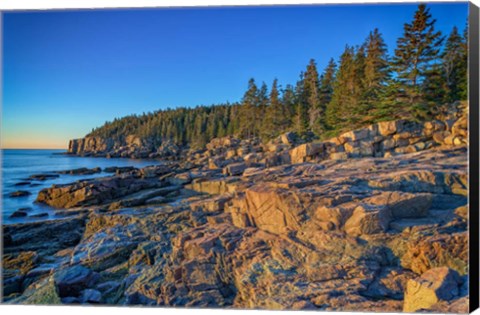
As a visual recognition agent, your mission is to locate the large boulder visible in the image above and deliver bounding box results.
[230,185,308,234]
[206,136,240,151]
[289,143,323,164]
[223,162,247,176]
[53,265,98,298]
[343,192,431,236]
[344,204,392,236]
[378,120,405,136]
[280,132,297,145]
[403,267,461,312]
[344,141,374,157]
[339,126,374,142]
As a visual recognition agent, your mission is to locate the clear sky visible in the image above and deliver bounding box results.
[1,2,469,149]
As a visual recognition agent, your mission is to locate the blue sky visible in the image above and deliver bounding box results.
[2,2,469,148]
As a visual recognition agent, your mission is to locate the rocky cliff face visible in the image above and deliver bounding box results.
[68,101,468,164]
[68,135,178,159]
[68,135,155,158]
[3,101,469,312]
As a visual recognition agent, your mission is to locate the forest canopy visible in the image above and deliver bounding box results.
[89,5,468,149]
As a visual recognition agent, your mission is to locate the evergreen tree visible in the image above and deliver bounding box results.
[193,112,208,148]
[391,4,444,117]
[460,22,469,100]
[423,60,447,106]
[238,78,259,138]
[326,45,363,131]
[294,72,310,135]
[303,59,323,135]
[257,82,269,137]
[352,45,367,121]
[282,84,296,129]
[262,79,287,140]
[441,26,468,102]
[373,77,406,120]
[319,58,336,110]
[363,28,390,120]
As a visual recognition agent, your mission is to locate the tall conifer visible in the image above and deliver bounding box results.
[326,45,360,131]
[294,72,310,135]
[262,79,287,139]
[392,4,444,117]
[363,29,390,120]
[239,78,259,138]
[319,58,336,109]
[441,26,468,102]
[303,59,323,134]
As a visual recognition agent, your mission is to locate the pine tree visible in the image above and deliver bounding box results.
[326,45,361,131]
[238,78,259,138]
[441,26,468,102]
[423,61,447,106]
[282,84,296,129]
[363,28,390,121]
[257,82,269,137]
[262,79,287,140]
[375,77,406,120]
[392,4,444,118]
[352,45,367,122]
[303,59,323,135]
[459,23,468,100]
[319,58,336,110]
[294,72,309,135]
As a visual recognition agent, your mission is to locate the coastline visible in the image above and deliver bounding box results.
[1,151,164,224]
[2,108,470,311]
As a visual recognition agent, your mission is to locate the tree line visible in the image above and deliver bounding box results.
[89,4,468,148]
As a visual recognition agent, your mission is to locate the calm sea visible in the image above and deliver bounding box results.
[1,149,160,224]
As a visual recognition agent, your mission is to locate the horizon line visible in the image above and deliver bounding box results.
[0,147,68,150]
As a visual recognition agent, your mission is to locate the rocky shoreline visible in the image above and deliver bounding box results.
[2,102,470,312]
[68,102,468,161]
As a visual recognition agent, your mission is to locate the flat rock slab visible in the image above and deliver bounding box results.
[389,218,440,232]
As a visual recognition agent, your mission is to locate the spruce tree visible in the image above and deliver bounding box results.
[282,84,296,129]
[257,82,269,137]
[303,59,323,135]
[441,26,468,102]
[352,45,367,122]
[326,45,360,132]
[262,79,287,140]
[319,58,336,110]
[239,78,259,138]
[459,23,468,100]
[391,4,444,118]
[363,28,390,120]
[294,72,310,136]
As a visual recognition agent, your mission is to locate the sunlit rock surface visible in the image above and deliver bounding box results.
[3,102,470,312]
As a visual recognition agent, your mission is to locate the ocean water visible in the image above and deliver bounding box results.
[1,149,160,224]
